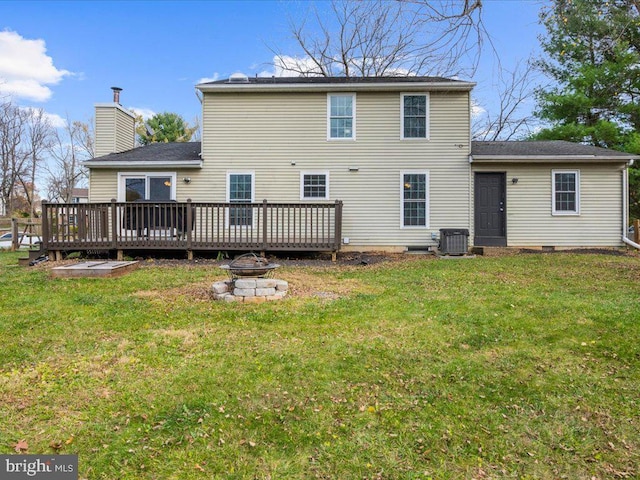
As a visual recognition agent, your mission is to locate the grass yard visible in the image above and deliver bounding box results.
[1,251,639,479]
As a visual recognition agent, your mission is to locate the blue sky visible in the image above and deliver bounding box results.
[0,0,548,132]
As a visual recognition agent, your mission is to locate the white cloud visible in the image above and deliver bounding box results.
[257,56,324,78]
[42,111,66,128]
[471,99,486,119]
[259,55,414,78]
[128,106,156,120]
[196,72,220,84]
[0,30,71,102]
[270,55,323,77]
[20,107,67,128]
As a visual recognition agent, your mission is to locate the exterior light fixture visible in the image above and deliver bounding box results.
[512,177,519,184]
[183,177,191,184]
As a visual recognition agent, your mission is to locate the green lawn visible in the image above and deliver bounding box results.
[1,251,639,479]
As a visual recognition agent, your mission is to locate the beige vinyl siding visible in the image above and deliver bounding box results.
[89,169,199,202]
[199,90,471,248]
[88,170,116,202]
[94,105,135,157]
[114,108,135,153]
[472,163,625,247]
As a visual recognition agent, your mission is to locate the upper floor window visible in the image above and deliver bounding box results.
[328,94,355,140]
[552,170,580,215]
[300,172,329,200]
[401,94,429,139]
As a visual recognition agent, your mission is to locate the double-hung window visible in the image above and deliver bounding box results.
[401,171,429,227]
[552,170,580,215]
[227,172,254,226]
[401,94,429,139]
[119,173,176,201]
[300,172,329,200]
[328,94,355,140]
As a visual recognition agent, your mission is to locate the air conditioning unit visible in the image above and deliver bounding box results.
[439,228,469,255]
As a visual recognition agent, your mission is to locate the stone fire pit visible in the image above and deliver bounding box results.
[213,253,288,302]
[219,252,280,279]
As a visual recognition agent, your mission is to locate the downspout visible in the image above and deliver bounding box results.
[622,161,640,250]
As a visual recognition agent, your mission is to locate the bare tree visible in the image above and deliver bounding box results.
[274,0,486,78]
[472,60,539,141]
[0,100,29,215]
[23,108,54,217]
[46,118,92,203]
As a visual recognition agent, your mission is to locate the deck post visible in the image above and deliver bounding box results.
[634,218,639,244]
[334,200,343,252]
[41,202,50,251]
[186,198,193,258]
[110,199,118,250]
[262,199,268,251]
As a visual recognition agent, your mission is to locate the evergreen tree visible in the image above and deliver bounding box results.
[137,112,197,145]
[533,0,640,218]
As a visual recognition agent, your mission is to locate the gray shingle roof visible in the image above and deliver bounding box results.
[85,142,202,167]
[203,76,464,86]
[471,140,636,159]
[197,75,475,93]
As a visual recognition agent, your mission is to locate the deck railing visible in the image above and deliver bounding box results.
[41,199,342,253]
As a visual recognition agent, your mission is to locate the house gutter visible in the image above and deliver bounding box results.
[83,160,203,169]
[470,155,632,164]
[622,161,640,250]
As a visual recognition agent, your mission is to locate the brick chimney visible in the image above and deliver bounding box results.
[94,87,136,157]
[112,86,122,104]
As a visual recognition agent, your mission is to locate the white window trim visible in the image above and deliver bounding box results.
[400,93,430,140]
[117,172,177,202]
[226,171,255,228]
[400,170,430,229]
[327,93,356,141]
[300,171,330,200]
[552,169,580,215]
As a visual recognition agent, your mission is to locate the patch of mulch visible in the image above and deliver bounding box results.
[134,251,415,269]
[518,247,637,257]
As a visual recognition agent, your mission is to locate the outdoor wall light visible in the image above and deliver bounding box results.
[512,177,519,184]
[183,177,191,184]
[348,167,359,172]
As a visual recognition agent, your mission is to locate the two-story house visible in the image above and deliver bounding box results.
[69,76,638,257]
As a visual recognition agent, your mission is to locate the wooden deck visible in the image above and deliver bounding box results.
[42,200,343,258]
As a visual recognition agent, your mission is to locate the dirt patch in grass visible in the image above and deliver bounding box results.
[282,270,376,299]
[133,281,216,302]
[132,269,374,303]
